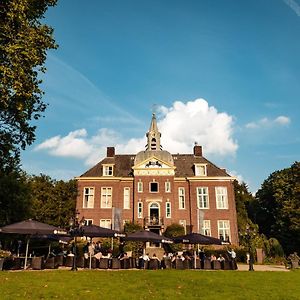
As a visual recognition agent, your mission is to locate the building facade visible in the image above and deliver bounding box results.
[76,114,239,245]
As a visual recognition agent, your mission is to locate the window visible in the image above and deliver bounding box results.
[84,219,93,226]
[166,202,171,218]
[101,187,112,208]
[100,219,111,229]
[123,187,130,209]
[103,165,113,176]
[197,187,209,209]
[218,220,231,242]
[202,220,211,236]
[83,187,94,208]
[178,187,185,209]
[137,202,143,219]
[216,187,228,209]
[179,220,187,233]
[137,181,143,193]
[150,182,158,192]
[165,181,171,193]
[195,164,207,176]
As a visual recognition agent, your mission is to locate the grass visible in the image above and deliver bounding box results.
[0,269,299,300]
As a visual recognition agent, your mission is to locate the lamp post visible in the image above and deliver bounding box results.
[245,225,254,271]
[69,210,85,271]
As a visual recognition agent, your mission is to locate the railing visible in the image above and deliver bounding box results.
[144,217,164,227]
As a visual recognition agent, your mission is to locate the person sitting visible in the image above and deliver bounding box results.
[210,254,217,261]
[217,254,225,262]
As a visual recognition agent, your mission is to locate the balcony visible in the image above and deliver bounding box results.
[144,217,164,227]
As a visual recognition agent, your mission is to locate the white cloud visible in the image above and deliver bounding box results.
[35,129,91,158]
[245,115,291,129]
[283,0,300,17]
[35,98,238,165]
[274,116,291,125]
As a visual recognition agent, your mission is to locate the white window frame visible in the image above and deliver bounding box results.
[178,187,185,209]
[202,220,211,236]
[137,181,143,193]
[83,187,94,208]
[103,165,114,176]
[166,202,171,218]
[101,187,112,208]
[137,202,143,219]
[218,220,231,243]
[179,220,187,234]
[150,181,159,193]
[197,187,209,209]
[216,187,228,209]
[165,181,171,193]
[123,187,130,209]
[100,219,111,229]
[84,219,93,226]
[195,164,207,176]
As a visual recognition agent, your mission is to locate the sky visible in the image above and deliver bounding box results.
[21,0,300,193]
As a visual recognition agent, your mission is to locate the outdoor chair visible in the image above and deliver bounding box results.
[203,259,212,269]
[223,260,232,270]
[183,259,192,269]
[111,258,121,269]
[149,259,160,270]
[54,255,64,267]
[120,258,131,269]
[65,256,74,267]
[175,259,184,270]
[31,256,43,270]
[211,260,221,270]
[99,258,109,269]
[76,256,85,268]
[44,257,58,269]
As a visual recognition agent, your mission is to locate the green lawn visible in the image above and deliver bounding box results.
[0,269,299,300]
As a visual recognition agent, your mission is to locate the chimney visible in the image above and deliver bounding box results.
[107,147,115,157]
[194,145,202,156]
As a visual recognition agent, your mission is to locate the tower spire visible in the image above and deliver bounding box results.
[146,113,162,151]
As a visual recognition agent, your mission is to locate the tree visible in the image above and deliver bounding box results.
[28,174,77,227]
[249,162,300,254]
[0,171,31,226]
[0,0,57,173]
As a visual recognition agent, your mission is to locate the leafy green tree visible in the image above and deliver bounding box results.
[249,162,300,254]
[0,0,57,173]
[0,171,31,226]
[29,174,77,227]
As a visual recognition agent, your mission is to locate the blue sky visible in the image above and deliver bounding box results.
[21,0,300,192]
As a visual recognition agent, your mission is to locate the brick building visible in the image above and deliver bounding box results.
[76,114,239,245]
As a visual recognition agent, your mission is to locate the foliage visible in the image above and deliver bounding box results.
[123,221,143,233]
[0,0,57,173]
[164,223,185,253]
[1,270,300,299]
[0,249,11,258]
[0,171,31,226]
[28,174,77,228]
[123,222,143,257]
[164,223,185,238]
[249,162,300,254]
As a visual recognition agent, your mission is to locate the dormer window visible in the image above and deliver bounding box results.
[195,164,207,176]
[103,165,114,176]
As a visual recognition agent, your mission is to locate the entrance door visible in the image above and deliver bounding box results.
[149,202,159,225]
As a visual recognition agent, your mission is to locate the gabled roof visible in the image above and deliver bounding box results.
[80,153,230,178]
